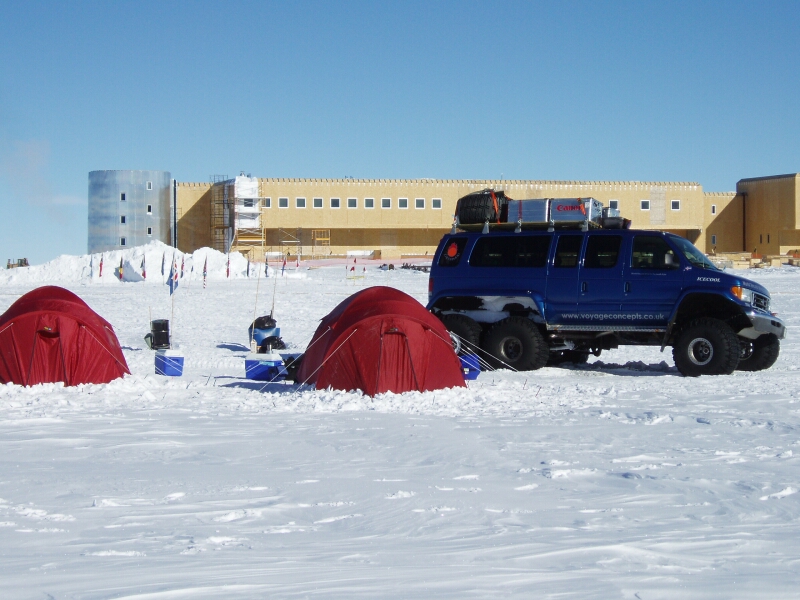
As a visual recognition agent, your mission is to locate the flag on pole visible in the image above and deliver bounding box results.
[161,252,165,276]
[141,255,146,280]
[118,257,124,281]
[168,257,179,295]
[281,257,286,276]
[99,254,104,277]
[202,257,208,289]
[180,256,185,278]
[226,254,230,278]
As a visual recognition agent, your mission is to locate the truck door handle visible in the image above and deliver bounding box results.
[625,282,631,293]
[581,281,587,293]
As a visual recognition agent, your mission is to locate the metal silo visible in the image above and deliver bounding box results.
[88,170,172,253]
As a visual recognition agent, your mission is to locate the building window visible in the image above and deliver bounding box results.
[432,198,442,209]
[415,198,425,209]
[146,204,152,214]
[608,199,619,210]
[760,234,763,243]
[347,197,357,209]
[264,198,271,208]
[120,193,126,202]
[640,200,650,211]
[313,197,323,208]
[120,215,126,224]
[364,198,374,209]
[331,198,340,208]
[120,237,126,246]
[147,227,153,236]
[242,198,257,208]
[381,198,391,209]
[296,197,306,208]
[399,198,409,209]
[711,204,716,215]
[671,200,681,211]
[146,181,153,191]
[278,197,288,208]
[711,234,717,245]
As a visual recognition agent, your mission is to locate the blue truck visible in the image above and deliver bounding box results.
[427,192,786,376]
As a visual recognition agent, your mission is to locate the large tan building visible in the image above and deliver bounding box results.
[173,173,800,260]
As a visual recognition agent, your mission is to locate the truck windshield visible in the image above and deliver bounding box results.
[669,236,720,271]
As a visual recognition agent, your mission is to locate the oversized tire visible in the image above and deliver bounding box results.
[441,314,482,355]
[482,317,549,371]
[673,318,740,376]
[737,334,780,372]
[456,190,508,225]
[548,350,591,366]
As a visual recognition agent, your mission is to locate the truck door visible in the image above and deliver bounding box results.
[621,234,684,327]
[545,234,584,324]
[577,234,626,325]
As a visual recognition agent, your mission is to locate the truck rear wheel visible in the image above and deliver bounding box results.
[737,334,780,372]
[483,317,548,371]
[441,314,482,355]
[673,318,739,376]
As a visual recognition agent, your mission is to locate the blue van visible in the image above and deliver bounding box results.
[428,228,785,376]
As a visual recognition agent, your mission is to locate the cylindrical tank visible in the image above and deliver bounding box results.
[88,170,172,253]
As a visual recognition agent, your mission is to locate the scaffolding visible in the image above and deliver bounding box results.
[210,174,231,253]
[211,174,270,258]
[311,229,331,259]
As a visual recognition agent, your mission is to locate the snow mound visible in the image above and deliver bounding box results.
[0,241,300,285]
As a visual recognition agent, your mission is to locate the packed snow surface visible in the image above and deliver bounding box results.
[2,244,800,598]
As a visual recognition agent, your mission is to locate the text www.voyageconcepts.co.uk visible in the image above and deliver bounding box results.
[561,312,665,321]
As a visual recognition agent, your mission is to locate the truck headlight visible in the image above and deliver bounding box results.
[731,286,754,305]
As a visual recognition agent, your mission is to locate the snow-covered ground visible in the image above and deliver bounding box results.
[2,243,800,599]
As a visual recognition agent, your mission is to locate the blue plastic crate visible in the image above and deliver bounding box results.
[245,353,287,382]
[459,354,480,380]
[155,350,184,376]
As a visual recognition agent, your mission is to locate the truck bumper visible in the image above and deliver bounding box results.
[738,311,787,340]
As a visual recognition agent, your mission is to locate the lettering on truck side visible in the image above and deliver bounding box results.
[696,277,721,282]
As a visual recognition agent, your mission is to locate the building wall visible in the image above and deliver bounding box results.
[703,192,742,253]
[248,178,708,258]
[88,170,171,253]
[176,182,213,253]
[170,174,800,259]
[737,174,800,255]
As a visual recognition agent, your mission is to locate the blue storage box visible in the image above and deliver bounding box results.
[245,353,288,382]
[155,350,184,376]
[459,354,480,380]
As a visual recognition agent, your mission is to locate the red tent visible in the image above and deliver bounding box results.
[0,286,130,386]
[296,286,465,395]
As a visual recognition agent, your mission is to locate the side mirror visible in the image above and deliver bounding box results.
[663,253,678,269]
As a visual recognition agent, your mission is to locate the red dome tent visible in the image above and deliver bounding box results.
[0,286,130,386]
[296,286,465,395]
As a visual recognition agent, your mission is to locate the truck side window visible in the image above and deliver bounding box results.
[631,236,679,269]
[554,235,583,268]
[584,235,622,268]
[437,238,467,267]
[469,235,551,268]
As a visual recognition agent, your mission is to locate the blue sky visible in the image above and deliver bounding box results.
[1,1,799,264]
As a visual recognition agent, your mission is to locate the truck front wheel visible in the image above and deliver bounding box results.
[441,314,482,356]
[737,334,780,372]
[483,317,549,371]
[673,318,740,376]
